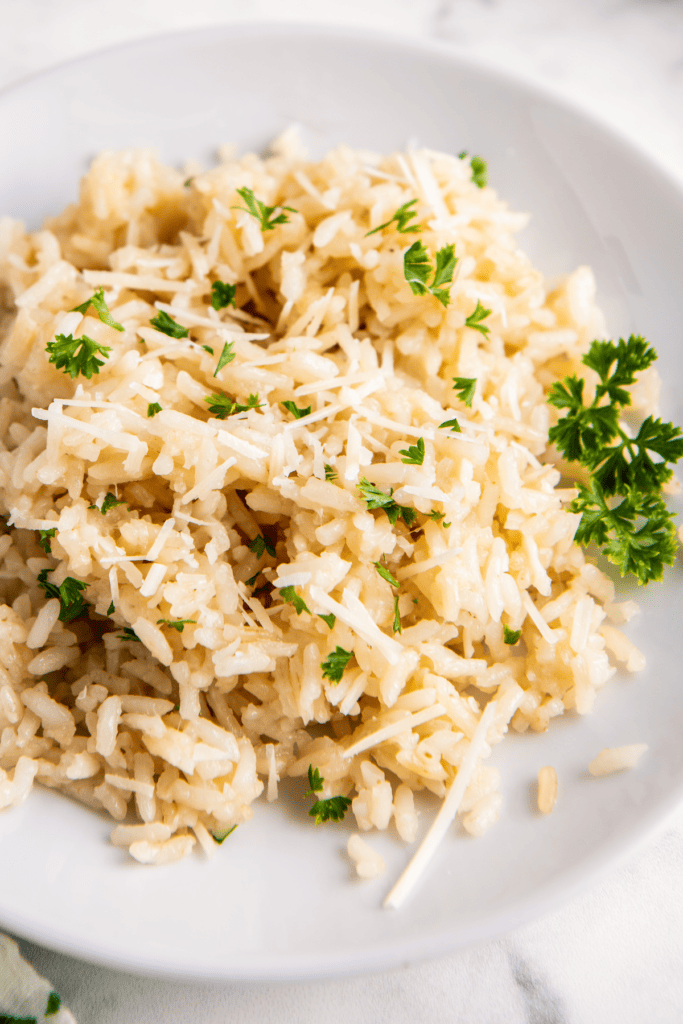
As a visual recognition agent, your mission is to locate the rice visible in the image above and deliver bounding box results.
[0,134,650,903]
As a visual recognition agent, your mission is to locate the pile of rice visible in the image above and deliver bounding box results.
[0,132,649,899]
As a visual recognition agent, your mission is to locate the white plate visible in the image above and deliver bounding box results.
[0,24,682,982]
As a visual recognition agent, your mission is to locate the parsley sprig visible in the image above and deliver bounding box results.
[214,341,236,377]
[249,534,276,559]
[37,570,89,623]
[46,333,111,379]
[38,528,56,554]
[149,310,189,338]
[321,646,353,684]
[71,287,124,331]
[403,241,458,307]
[452,377,477,407]
[279,585,311,615]
[548,335,683,584]
[365,198,420,237]
[232,186,297,231]
[281,400,311,420]
[306,764,352,824]
[399,437,425,465]
[211,281,237,310]
[465,300,492,335]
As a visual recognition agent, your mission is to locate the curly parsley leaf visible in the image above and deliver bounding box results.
[452,377,477,407]
[37,570,89,623]
[71,287,124,332]
[149,310,189,338]
[249,534,276,559]
[399,436,425,465]
[403,241,457,307]
[214,341,236,377]
[465,299,492,336]
[279,585,311,615]
[232,186,297,231]
[503,625,522,645]
[210,280,237,310]
[156,618,196,633]
[117,626,141,642]
[147,402,162,417]
[319,613,336,629]
[321,645,353,683]
[309,794,352,824]
[205,392,262,418]
[393,593,402,634]
[38,528,56,554]
[46,333,111,379]
[470,155,488,188]
[365,198,420,236]
[374,559,400,588]
[281,400,311,420]
[324,464,337,482]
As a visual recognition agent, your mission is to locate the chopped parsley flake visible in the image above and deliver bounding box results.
[147,402,162,417]
[374,559,400,588]
[244,571,261,588]
[204,392,262,418]
[324,464,337,482]
[403,241,458,307]
[503,625,522,645]
[465,299,492,335]
[248,534,277,558]
[357,478,417,527]
[211,280,237,310]
[37,570,89,623]
[321,645,353,683]
[319,613,336,629]
[38,528,56,554]
[149,310,189,338]
[45,992,61,1016]
[117,626,141,642]
[393,593,402,634]
[306,765,351,824]
[89,493,127,514]
[46,333,111,379]
[365,198,420,236]
[452,377,477,407]
[399,437,425,465]
[470,155,488,188]
[107,601,115,615]
[281,400,311,419]
[156,618,196,633]
[439,416,461,432]
[71,287,124,332]
[201,345,214,355]
[232,186,297,231]
[214,341,236,377]
[279,585,310,615]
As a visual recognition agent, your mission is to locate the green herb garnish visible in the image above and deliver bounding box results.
[319,613,336,629]
[357,478,417,527]
[147,402,162,417]
[249,534,277,559]
[306,765,351,824]
[149,310,189,338]
[503,625,522,645]
[403,241,458,307]
[452,377,477,407]
[464,299,492,336]
[107,601,115,615]
[71,287,124,332]
[374,559,400,588]
[117,626,141,642]
[279,585,311,615]
[321,645,353,684]
[204,392,262,418]
[281,400,311,420]
[201,345,214,354]
[212,824,238,844]
[470,155,488,188]
[244,572,261,588]
[211,281,237,310]
[37,570,89,623]
[439,416,462,432]
[365,198,420,236]
[324,464,337,482]
[214,340,236,377]
[156,618,196,633]
[89,493,127,514]
[548,335,683,584]
[46,333,111,379]
[232,186,297,232]
[399,437,425,465]
[45,992,61,1016]
[38,528,56,554]
[393,593,402,634]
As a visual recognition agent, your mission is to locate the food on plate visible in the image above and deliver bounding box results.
[588,744,649,776]
[0,133,676,902]
[537,765,558,815]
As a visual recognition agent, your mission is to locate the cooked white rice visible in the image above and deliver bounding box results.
[0,133,648,902]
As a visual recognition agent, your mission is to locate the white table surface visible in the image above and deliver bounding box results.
[1,2,683,1021]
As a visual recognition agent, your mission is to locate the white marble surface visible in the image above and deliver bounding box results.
[1,1,683,1021]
